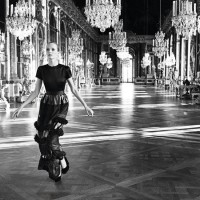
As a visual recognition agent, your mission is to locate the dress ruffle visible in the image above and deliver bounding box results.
[41,93,69,105]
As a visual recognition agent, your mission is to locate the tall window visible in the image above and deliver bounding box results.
[50,14,57,43]
[60,21,66,64]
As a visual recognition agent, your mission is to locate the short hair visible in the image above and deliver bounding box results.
[47,42,60,51]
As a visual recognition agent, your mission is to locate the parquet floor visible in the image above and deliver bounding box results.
[1,83,200,200]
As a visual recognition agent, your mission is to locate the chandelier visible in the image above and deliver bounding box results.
[6,0,37,41]
[106,58,113,69]
[141,53,151,68]
[109,19,127,50]
[152,30,167,58]
[84,0,121,32]
[68,30,84,56]
[117,47,129,60]
[152,0,167,58]
[99,51,107,65]
[21,38,32,57]
[165,52,176,67]
[172,0,197,39]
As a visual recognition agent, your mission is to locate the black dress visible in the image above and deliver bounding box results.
[34,64,72,181]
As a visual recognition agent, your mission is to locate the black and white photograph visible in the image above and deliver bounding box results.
[2,0,200,199]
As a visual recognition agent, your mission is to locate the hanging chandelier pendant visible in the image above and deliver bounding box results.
[165,52,176,67]
[6,0,37,41]
[99,51,107,65]
[116,46,129,60]
[85,0,121,32]
[106,58,113,69]
[172,0,197,39]
[152,29,167,58]
[152,0,167,58]
[141,53,151,68]
[109,19,127,50]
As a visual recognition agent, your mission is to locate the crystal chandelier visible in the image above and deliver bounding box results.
[68,30,84,56]
[172,0,197,39]
[152,30,167,58]
[99,51,107,65]
[117,47,129,60]
[21,38,32,57]
[84,0,121,32]
[141,53,151,68]
[106,58,113,69]
[165,52,176,67]
[152,0,167,58]
[109,19,127,50]
[6,0,37,41]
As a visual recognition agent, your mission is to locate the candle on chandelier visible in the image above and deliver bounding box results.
[32,0,36,17]
[194,3,196,14]
[175,1,177,16]
[178,0,181,14]
[173,1,175,16]
[109,32,111,40]
[10,4,13,16]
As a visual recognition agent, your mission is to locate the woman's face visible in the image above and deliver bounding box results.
[46,43,59,61]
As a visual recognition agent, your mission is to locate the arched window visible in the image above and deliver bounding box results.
[60,20,66,64]
[50,13,57,43]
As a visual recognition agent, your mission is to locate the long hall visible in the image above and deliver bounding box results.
[1,84,200,200]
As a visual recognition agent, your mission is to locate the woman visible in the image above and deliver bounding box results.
[12,42,94,182]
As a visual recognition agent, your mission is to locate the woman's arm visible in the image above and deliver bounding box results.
[12,78,42,119]
[67,77,93,116]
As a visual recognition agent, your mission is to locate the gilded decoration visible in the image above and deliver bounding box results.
[53,0,99,41]
[35,0,44,22]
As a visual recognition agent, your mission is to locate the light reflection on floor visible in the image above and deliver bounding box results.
[1,84,200,200]
[0,128,134,150]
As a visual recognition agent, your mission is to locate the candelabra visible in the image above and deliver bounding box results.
[109,19,127,50]
[68,30,83,56]
[6,0,37,41]
[99,51,107,65]
[84,0,121,32]
[172,0,197,38]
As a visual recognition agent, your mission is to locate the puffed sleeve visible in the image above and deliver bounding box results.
[65,66,72,79]
[36,66,43,80]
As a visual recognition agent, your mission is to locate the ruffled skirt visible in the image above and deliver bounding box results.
[36,91,69,132]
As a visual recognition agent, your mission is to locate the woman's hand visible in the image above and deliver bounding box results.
[12,106,23,119]
[85,106,94,117]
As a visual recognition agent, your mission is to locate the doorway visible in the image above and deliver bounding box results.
[121,59,133,83]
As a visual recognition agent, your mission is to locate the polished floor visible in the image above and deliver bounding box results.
[1,83,200,200]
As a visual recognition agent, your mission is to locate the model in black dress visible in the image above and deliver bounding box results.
[12,43,94,182]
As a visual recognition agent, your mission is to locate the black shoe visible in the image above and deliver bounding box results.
[54,176,61,182]
[62,157,69,174]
